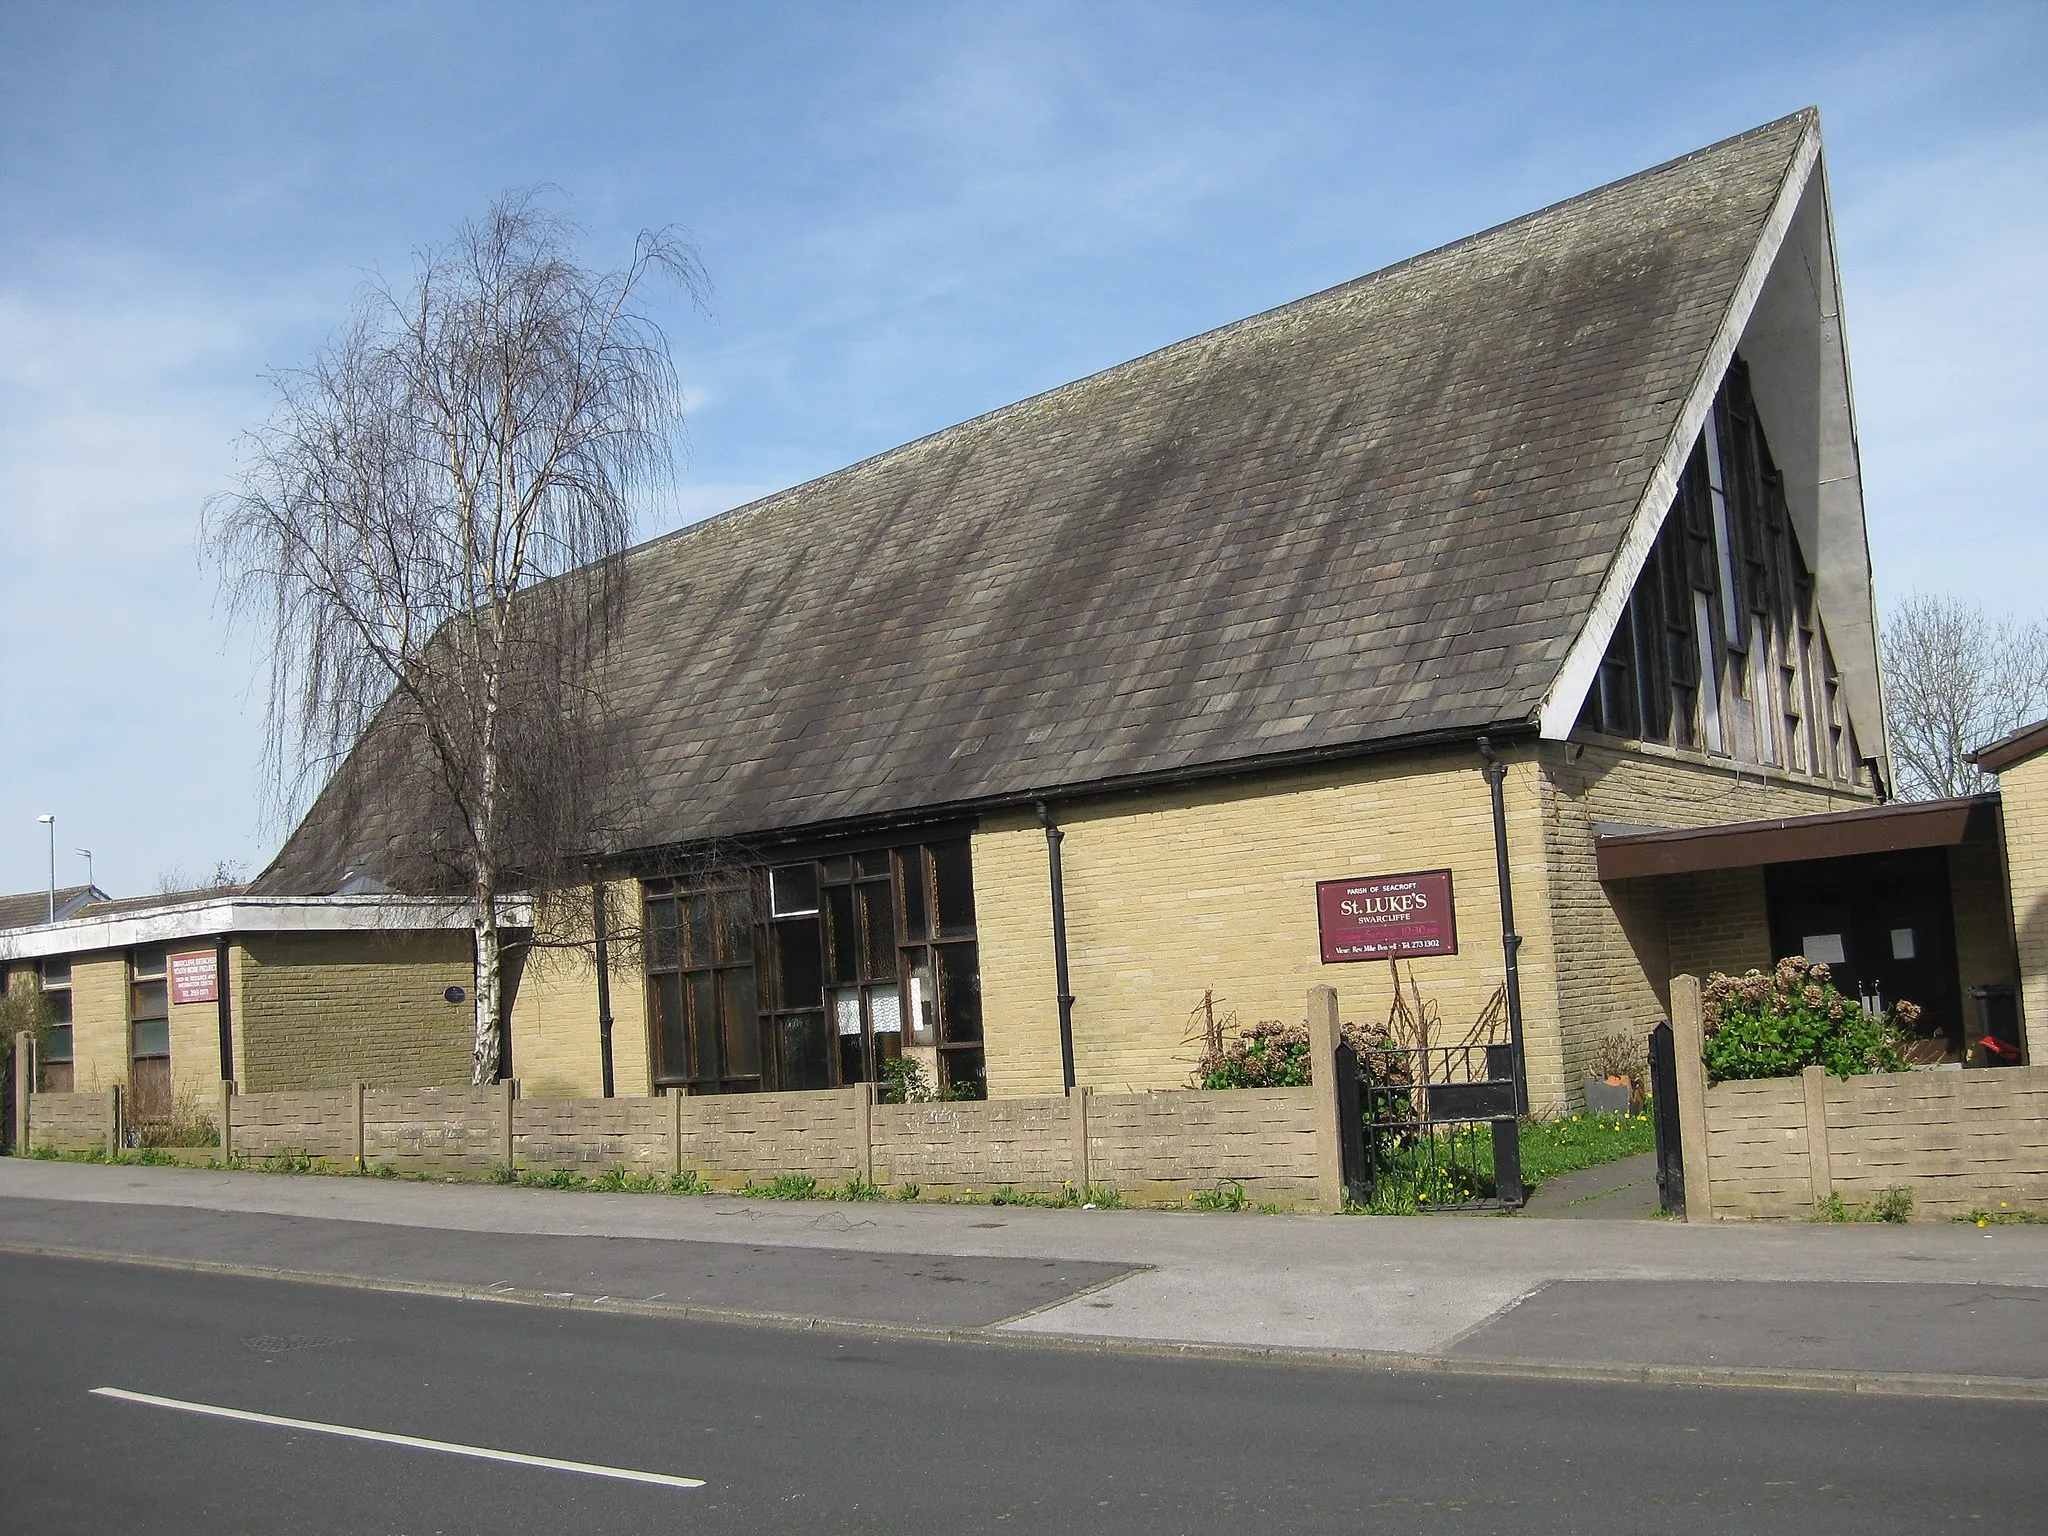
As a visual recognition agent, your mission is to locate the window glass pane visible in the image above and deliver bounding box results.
[690,972,721,1081]
[899,849,930,941]
[718,887,754,964]
[839,1031,867,1085]
[774,919,823,1009]
[722,968,761,1078]
[832,987,864,1037]
[47,990,73,1025]
[825,885,859,985]
[938,943,982,1042]
[780,1012,831,1091]
[941,1048,987,1100]
[685,893,716,969]
[906,959,937,1047]
[132,979,168,1021]
[869,984,903,1044]
[655,974,687,1080]
[646,897,680,970]
[821,855,853,882]
[45,1024,73,1063]
[770,864,819,917]
[931,841,976,937]
[858,880,897,980]
[855,850,891,878]
[132,1019,170,1058]
[41,958,72,986]
[132,946,168,979]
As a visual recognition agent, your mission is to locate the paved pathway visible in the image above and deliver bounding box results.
[5,1157,2046,1394]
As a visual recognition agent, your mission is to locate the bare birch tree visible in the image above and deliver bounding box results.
[1882,593,2048,800]
[209,192,705,1083]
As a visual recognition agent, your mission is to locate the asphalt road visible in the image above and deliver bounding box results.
[4,1252,2043,1535]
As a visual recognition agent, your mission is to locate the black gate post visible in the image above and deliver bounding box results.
[1334,1038,1369,1208]
[1648,1021,1685,1216]
[1491,1117,1524,1208]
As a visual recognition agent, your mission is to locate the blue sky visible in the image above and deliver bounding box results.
[2,1,2044,898]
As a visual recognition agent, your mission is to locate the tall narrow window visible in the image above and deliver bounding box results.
[1703,408,1741,644]
[130,947,171,1125]
[1748,616,1776,766]
[38,958,74,1092]
[1692,590,1724,754]
[645,880,761,1094]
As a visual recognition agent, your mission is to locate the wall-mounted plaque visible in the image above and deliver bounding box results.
[1316,869,1457,963]
[169,950,219,1005]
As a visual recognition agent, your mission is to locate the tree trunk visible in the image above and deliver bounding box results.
[472,888,502,1085]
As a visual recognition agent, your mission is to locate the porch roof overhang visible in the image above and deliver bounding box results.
[1594,794,2001,882]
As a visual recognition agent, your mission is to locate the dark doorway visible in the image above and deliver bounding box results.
[1765,848,1964,1056]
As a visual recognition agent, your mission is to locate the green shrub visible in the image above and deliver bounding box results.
[1700,957,1913,1083]
[518,1166,588,1190]
[1196,1020,1313,1088]
[1191,1181,1249,1212]
[667,1169,708,1195]
[878,1056,933,1104]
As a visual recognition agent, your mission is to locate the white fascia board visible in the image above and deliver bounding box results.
[1537,120,1822,740]
[0,895,534,963]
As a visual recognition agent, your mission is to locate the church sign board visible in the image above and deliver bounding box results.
[1316,870,1457,963]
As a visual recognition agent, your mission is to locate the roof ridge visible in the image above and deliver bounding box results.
[627,108,1818,563]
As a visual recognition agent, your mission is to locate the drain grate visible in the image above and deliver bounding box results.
[239,1335,350,1355]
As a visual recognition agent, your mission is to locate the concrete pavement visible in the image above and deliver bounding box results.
[5,1157,2046,1395]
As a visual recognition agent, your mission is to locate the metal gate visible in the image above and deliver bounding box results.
[1337,1040,1524,1211]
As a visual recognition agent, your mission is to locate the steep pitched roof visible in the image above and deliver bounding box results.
[259,112,1817,895]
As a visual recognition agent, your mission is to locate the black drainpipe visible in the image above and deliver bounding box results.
[1476,737,1529,1115]
[593,880,616,1098]
[214,935,235,1084]
[1036,801,1078,1093]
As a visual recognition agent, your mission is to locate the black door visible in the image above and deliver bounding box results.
[1765,848,1964,1055]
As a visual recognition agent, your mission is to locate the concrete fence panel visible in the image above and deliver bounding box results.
[870,1094,1073,1195]
[677,1086,865,1189]
[1087,1087,1321,1208]
[24,1091,113,1156]
[229,1088,359,1164]
[365,1086,506,1176]
[513,1097,671,1175]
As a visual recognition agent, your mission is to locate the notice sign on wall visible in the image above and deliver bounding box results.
[1315,869,1457,963]
[169,950,219,1005]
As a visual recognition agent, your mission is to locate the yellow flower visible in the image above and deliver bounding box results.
[1978,1219,1989,1228]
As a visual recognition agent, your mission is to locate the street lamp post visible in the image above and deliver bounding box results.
[37,814,55,922]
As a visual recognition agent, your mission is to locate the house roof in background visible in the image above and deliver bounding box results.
[259,111,1818,895]
[1968,717,2048,777]
[0,884,106,930]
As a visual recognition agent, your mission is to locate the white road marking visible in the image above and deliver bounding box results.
[90,1388,705,1489]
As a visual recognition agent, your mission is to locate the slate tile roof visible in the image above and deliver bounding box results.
[0,886,101,931]
[258,111,1813,895]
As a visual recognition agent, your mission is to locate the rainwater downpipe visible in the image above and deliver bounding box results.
[592,880,616,1099]
[1036,801,1078,1093]
[1476,736,1530,1115]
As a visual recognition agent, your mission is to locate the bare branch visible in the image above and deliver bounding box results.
[207,189,707,1082]
[1881,593,2048,800]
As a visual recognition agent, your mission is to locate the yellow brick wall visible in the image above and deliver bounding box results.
[2000,752,2048,1057]
[507,927,652,1099]
[166,947,222,1102]
[1663,866,1774,982]
[973,745,1562,1104]
[66,953,129,1093]
[1539,742,1863,1098]
[237,931,475,1090]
